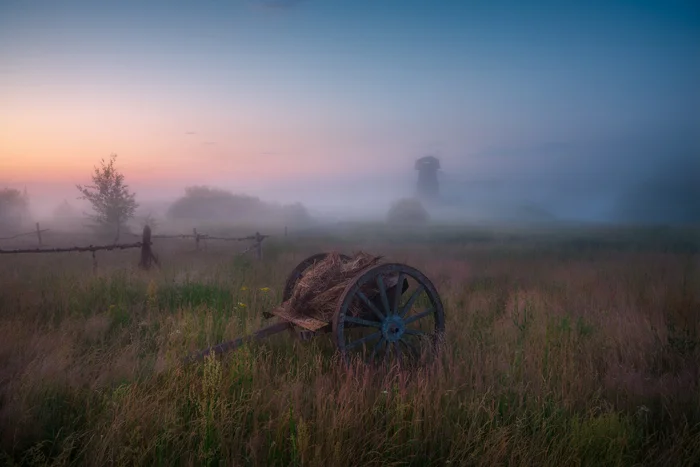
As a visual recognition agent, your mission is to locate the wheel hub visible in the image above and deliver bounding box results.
[382,315,405,342]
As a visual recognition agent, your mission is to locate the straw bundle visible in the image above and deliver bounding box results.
[270,251,383,330]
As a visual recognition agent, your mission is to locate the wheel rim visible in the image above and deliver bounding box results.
[332,263,445,367]
[282,253,350,302]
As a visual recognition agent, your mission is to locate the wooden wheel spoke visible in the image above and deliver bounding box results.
[345,316,382,328]
[404,308,433,325]
[356,290,385,321]
[334,262,445,367]
[399,284,425,318]
[376,274,391,315]
[392,273,405,315]
[346,331,382,350]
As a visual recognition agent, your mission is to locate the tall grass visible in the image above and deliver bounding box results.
[0,226,698,466]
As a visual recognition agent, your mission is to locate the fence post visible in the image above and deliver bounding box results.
[92,250,98,274]
[193,228,200,250]
[255,232,263,261]
[139,225,154,270]
[36,222,43,246]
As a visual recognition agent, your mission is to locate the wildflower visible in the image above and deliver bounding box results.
[146,280,158,309]
[238,302,247,308]
[240,286,248,291]
[259,287,270,292]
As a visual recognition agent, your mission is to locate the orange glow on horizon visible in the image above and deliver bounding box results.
[0,141,388,185]
[0,89,433,189]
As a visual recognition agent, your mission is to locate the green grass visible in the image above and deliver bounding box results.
[0,224,698,466]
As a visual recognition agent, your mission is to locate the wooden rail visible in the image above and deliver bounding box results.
[0,225,269,269]
[0,222,49,244]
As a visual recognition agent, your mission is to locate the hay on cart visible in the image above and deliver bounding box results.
[269,251,388,331]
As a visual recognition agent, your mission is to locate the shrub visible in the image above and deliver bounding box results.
[386,198,430,225]
[167,186,312,228]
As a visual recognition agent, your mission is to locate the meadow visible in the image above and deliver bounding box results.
[0,223,698,466]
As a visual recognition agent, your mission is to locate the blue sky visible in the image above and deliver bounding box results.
[1,0,699,222]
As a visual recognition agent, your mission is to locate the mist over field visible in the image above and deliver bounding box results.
[2,0,699,233]
[1,1,699,466]
[6,137,700,233]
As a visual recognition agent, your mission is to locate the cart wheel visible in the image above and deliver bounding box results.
[332,263,445,367]
[282,252,351,302]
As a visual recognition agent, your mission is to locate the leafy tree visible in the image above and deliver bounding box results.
[0,188,30,229]
[76,154,138,241]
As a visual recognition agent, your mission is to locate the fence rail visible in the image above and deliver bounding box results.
[0,230,49,241]
[0,224,269,271]
[127,232,266,241]
[130,227,268,254]
[0,242,143,254]
[0,222,49,244]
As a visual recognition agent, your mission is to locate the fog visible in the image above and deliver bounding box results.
[10,135,698,234]
[4,127,699,232]
[2,0,699,232]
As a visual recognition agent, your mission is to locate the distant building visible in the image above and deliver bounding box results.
[415,155,440,201]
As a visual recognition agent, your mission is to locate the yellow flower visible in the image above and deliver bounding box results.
[146,280,158,308]
[240,286,248,291]
[237,302,247,308]
[259,287,270,292]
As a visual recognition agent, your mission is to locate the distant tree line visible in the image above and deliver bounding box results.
[0,188,30,229]
[167,185,312,227]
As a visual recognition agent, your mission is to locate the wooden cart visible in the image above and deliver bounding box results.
[184,253,445,366]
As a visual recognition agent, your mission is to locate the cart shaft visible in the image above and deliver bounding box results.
[183,320,293,364]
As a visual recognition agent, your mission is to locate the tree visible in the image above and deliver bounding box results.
[0,188,30,229]
[76,154,138,241]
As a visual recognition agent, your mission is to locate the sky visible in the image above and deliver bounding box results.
[1,0,699,222]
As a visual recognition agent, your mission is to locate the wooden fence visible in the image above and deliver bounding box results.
[0,222,49,245]
[0,224,269,272]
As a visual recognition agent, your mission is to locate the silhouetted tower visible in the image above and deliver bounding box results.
[415,155,440,201]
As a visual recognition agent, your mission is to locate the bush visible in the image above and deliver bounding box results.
[386,198,430,225]
[167,186,312,228]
